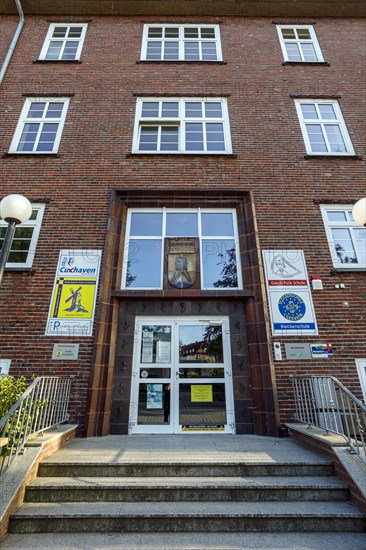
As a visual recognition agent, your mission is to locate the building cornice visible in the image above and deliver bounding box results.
[1,0,365,17]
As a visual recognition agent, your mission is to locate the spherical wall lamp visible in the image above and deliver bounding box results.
[0,194,32,285]
[352,198,366,227]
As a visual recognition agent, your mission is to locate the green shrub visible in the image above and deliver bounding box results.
[0,375,28,420]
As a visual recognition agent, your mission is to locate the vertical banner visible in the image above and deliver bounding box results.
[262,250,318,336]
[45,249,102,337]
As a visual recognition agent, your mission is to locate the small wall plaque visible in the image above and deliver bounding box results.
[285,343,311,360]
[52,343,79,360]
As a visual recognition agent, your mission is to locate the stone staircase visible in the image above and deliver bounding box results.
[7,456,366,536]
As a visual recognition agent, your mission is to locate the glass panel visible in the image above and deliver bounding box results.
[140,325,172,363]
[36,123,58,151]
[296,28,311,39]
[202,239,238,288]
[28,102,46,118]
[166,212,198,236]
[146,41,162,60]
[141,102,159,117]
[206,122,225,151]
[305,124,327,152]
[281,28,296,39]
[125,239,162,287]
[137,383,171,424]
[139,126,158,151]
[61,42,78,59]
[205,102,222,118]
[179,367,225,378]
[184,42,200,60]
[68,27,83,38]
[164,27,179,38]
[161,102,179,117]
[301,104,318,119]
[301,43,317,61]
[45,41,63,60]
[139,368,171,379]
[17,124,39,151]
[319,105,337,120]
[46,103,63,118]
[13,226,33,240]
[130,212,162,236]
[354,228,366,264]
[285,43,302,61]
[179,324,223,363]
[163,41,179,60]
[184,28,199,38]
[327,211,347,221]
[185,102,202,118]
[179,383,226,428]
[52,27,68,38]
[160,127,179,150]
[325,125,347,153]
[201,213,234,236]
[29,209,38,221]
[201,42,217,60]
[7,251,28,263]
[331,228,357,264]
[200,28,215,38]
[148,27,163,38]
[185,123,204,150]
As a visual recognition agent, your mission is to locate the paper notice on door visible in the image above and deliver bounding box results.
[191,385,213,402]
[146,384,163,409]
[156,340,171,363]
[141,331,153,362]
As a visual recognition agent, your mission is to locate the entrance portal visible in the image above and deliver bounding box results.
[129,317,235,434]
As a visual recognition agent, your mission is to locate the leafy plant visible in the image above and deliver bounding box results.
[0,375,28,420]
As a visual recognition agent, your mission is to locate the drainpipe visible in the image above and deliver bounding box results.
[0,0,24,85]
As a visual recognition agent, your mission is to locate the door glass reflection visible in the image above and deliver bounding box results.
[140,325,172,363]
[179,383,226,428]
[137,383,171,424]
[179,324,223,363]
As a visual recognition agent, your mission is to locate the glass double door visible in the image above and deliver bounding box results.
[129,317,235,434]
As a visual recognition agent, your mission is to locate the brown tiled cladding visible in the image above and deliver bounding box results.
[0,13,364,436]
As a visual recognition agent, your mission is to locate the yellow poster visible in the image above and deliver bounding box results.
[50,277,96,319]
[191,385,213,402]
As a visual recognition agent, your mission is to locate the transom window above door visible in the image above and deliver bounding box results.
[141,24,222,61]
[121,209,242,290]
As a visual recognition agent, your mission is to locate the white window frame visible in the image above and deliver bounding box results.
[0,359,11,375]
[9,98,70,154]
[39,23,88,61]
[141,24,223,62]
[320,204,366,271]
[295,99,355,156]
[276,25,324,63]
[0,204,45,269]
[356,358,366,403]
[121,208,242,290]
[132,98,232,154]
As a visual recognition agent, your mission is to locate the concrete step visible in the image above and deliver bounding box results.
[37,460,334,478]
[9,501,366,534]
[2,532,366,550]
[25,475,350,502]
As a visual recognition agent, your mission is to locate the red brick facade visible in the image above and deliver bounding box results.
[1,1,365,436]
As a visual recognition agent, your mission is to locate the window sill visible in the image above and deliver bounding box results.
[33,59,82,64]
[304,154,362,160]
[330,266,366,273]
[137,60,227,65]
[127,153,237,158]
[4,153,60,157]
[282,61,330,66]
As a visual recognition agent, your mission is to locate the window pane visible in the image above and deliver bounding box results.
[17,123,39,151]
[130,212,163,236]
[52,27,68,38]
[137,383,170,425]
[200,28,215,38]
[37,123,58,151]
[166,212,198,236]
[46,103,63,118]
[139,126,158,150]
[8,251,28,263]
[126,239,162,287]
[140,325,172,364]
[148,27,163,38]
[206,123,225,151]
[185,123,204,150]
[68,27,83,38]
[281,29,296,39]
[325,125,346,153]
[301,43,317,61]
[327,211,347,222]
[184,42,200,60]
[164,28,179,38]
[185,102,202,118]
[141,102,159,117]
[201,213,234,236]
[160,127,179,150]
[179,383,227,427]
[285,43,302,61]
[163,41,179,60]
[28,102,46,118]
[331,228,357,264]
[319,105,337,120]
[301,104,318,119]
[45,41,63,60]
[205,103,222,118]
[306,124,327,152]
[61,42,78,59]
[296,28,311,39]
[179,325,223,363]
[202,239,238,288]
[162,102,179,117]
[201,42,217,60]
[354,229,366,264]
[146,41,162,60]
[184,28,199,38]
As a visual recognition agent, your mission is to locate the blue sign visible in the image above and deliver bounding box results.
[278,293,306,321]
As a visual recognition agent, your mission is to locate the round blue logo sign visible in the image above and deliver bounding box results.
[278,293,306,321]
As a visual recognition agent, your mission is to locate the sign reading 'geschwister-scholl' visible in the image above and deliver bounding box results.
[45,249,102,337]
[262,250,318,336]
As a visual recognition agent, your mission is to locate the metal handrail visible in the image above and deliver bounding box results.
[0,376,72,480]
[291,375,366,466]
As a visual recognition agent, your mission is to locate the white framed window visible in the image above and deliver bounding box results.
[320,205,366,270]
[9,98,70,154]
[356,359,366,403]
[0,359,11,375]
[132,98,232,154]
[39,23,88,61]
[277,25,324,62]
[295,100,355,156]
[0,204,45,269]
[141,24,222,61]
[122,208,242,290]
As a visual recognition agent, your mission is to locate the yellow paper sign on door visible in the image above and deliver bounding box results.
[191,385,213,402]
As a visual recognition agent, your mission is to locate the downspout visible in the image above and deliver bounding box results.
[0,0,24,85]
